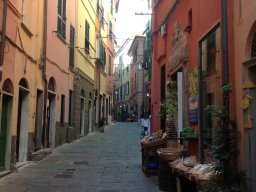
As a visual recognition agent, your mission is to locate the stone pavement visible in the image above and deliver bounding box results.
[0,122,163,192]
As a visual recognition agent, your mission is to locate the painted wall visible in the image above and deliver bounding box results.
[0,0,44,165]
[77,0,96,81]
[46,0,74,147]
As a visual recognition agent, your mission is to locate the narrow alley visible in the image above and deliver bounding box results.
[0,122,160,192]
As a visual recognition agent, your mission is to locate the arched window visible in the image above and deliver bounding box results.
[19,78,28,89]
[2,79,14,94]
[48,77,56,92]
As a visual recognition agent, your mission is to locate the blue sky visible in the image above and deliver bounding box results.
[115,0,151,46]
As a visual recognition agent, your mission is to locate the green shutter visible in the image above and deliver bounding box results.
[58,0,62,15]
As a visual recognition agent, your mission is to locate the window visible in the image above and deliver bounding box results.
[133,50,137,63]
[101,7,105,28]
[99,42,106,66]
[251,31,256,58]
[60,94,65,124]
[108,55,112,75]
[126,82,129,95]
[109,21,113,41]
[96,0,100,15]
[69,25,75,68]
[110,0,113,15]
[69,90,73,126]
[206,31,216,75]
[21,0,33,32]
[199,25,221,149]
[85,20,90,54]
[57,0,66,39]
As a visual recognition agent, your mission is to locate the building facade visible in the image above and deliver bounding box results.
[45,0,75,147]
[150,0,235,160]
[114,38,132,121]
[234,1,256,190]
[0,0,44,169]
[128,35,147,121]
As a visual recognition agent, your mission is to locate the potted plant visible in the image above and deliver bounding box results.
[199,84,245,192]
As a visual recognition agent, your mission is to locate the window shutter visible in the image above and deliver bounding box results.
[69,25,75,68]
[58,0,62,15]
[62,0,66,38]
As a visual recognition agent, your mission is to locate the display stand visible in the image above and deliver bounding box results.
[140,139,167,176]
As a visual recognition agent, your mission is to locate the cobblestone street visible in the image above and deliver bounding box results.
[0,122,161,192]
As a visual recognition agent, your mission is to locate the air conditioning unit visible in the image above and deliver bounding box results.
[160,23,167,36]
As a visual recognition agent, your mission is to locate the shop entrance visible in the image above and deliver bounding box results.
[245,64,256,191]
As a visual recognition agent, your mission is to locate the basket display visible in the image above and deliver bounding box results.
[157,147,186,161]
[140,138,167,148]
[169,156,218,184]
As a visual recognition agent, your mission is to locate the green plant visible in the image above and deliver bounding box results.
[165,91,178,120]
[200,84,245,192]
[183,127,197,138]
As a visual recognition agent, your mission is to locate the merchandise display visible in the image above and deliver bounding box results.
[170,156,219,183]
[157,145,186,161]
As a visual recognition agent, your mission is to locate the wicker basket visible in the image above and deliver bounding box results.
[140,138,167,148]
[157,147,186,161]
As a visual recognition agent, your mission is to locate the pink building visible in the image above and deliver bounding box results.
[44,0,75,147]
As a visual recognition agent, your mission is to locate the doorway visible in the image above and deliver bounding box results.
[245,64,256,191]
[0,94,12,170]
[160,65,166,131]
[44,92,56,148]
[34,90,43,150]
[16,79,30,162]
[80,98,85,135]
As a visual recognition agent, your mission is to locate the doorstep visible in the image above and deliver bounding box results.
[0,170,12,178]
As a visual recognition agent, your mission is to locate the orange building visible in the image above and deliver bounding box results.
[151,0,235,161]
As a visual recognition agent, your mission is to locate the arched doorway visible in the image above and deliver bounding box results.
[0,79,13,170]
[244,28,256,191]
[16,78,30,162]
[80,90,85,136]
[88,92,93,133]
[45,77,56,148]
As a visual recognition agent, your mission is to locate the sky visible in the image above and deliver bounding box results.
[115,0,151,47]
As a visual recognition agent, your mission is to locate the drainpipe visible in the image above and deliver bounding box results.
[42,0,48,148]
[0,0,8,81]
[221,0,229,104]
[198,44,204,163]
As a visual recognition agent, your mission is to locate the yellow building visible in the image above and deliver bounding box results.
[0,0,44,170]
[73,0,97,135]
